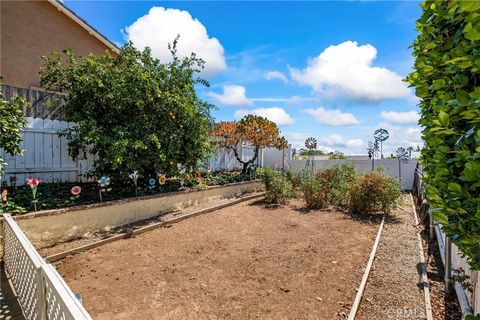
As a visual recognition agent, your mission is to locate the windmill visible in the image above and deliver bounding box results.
[305,137,317,172]
[367,140,380,170]
[396,146,410,181]
[374,128,389,159]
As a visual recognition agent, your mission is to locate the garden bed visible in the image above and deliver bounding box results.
[1,170,259,214]
[3,180,261,250]
[54,198,379,320]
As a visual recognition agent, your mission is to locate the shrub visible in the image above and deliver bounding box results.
[0,79,28,176]
[406,0,480,270]
[300,173,328,209]
[285,169,309,191]
[259,167,294,204]
[316,163,357,208]
[349,172,402,215]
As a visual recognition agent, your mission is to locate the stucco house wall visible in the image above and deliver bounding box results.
[0,0,118,89]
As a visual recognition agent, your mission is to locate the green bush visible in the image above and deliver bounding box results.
[285,169,310,191]
[0,78,28,176]
[259,167,294,204]
[316,163,357,208]
[349,172,402,215]
[406,0,480,270]
[300,173,328,209]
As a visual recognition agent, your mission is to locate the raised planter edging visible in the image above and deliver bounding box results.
[0,180,262,254]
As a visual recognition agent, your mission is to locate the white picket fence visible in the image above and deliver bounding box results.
[413,168,480,316]
[2,214,92,320]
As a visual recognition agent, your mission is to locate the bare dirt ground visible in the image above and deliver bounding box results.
[356,197,428,320]
[54,199,378,320]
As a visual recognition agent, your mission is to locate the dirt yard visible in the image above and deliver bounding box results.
[55,199,378,320]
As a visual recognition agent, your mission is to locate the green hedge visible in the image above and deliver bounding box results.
[407,1,480,270]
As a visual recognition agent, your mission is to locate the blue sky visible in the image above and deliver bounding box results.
[65,0,423,155]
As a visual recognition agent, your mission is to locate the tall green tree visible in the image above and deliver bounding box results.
[40,40,214,179]
[407,1,480,270]
[0,79,28,176]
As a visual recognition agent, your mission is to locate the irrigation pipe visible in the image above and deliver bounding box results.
[46,192,264,262]
[347,214,385,320]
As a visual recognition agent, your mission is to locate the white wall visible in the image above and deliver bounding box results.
[288,159,418,190]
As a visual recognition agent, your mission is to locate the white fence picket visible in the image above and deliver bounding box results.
[2,214,93,320]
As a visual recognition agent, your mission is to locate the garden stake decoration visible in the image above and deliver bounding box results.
[367,140,380,171]
[148,177,156,192]
[304,137,317,172]
[70,186,82,203]
[395,147,410,181]
[98,176,111,202]
[158,174,167,185]
[26,177,42,211]
[129,171,140,197]
[373,128,389,159]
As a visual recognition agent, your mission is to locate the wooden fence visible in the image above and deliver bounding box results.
[413,165,479,317]
[0,85,268,186]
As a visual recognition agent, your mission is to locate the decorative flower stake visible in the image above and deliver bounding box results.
[71,186,82,196]
[148,178,156,186]
[97,176,111,202]
[158,174,166,186]
[26,177,42,211]
[129,171,140,197]
[1,189,8,202]
[70,186,81,203]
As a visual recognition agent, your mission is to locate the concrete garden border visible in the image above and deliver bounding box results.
[0,180,262,253]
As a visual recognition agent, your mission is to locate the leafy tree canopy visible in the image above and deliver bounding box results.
[40,40,214,179]
[298,149,326,157]
[0,78,28,175]
[406,0,480,269]
[212,115,288,173]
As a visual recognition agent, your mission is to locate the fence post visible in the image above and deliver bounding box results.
[35,266,47,320]
[445,236,453,295]
[428,207,435,240]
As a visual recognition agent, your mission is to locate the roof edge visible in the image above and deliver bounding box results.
[47,0,121,54]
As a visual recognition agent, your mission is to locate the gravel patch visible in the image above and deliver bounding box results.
[356,196,427,320]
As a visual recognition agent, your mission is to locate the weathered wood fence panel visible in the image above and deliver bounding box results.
[1,117,96,186]
[1,85,267,186]
[413,167,480,316]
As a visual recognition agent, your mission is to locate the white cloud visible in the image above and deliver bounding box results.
[234,107,295,126]
[286,95,315,105]
[285,132,365,154]
[347,139,363,148]
[208,85,253,106]
[381,110,419,125]
[289,41,411,102]
[125,7,226,75]
[303,107,360,126]
[249,95,314,104]
[363,123,423,157]
[264,71,288,83]
[319,134,344,146]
